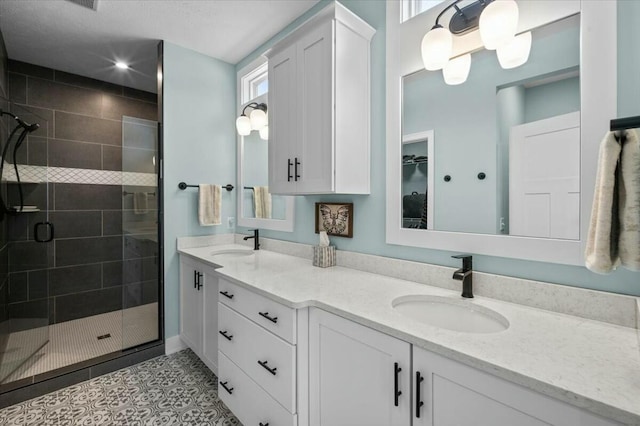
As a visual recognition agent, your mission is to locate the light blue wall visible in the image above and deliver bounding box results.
[524,76,580,123]
[236,1,640,297]
[163,42,236,338]
[618,0,640,117]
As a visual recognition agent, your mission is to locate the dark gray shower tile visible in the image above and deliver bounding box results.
[122,87,157,103]
[27,269,48,300]
[8,60,54,80]
[54,183,121,210]
[104,257,157,287]
[102,260,123,287]
[54,70,123,96]
[48,297,55,324]
[8,272,27,303]
[8,299,48,322]
[55,236,122,267]
[101,94,157,121]
[54,286,121,322]
[8,241,49,272]
[49,211,102,238]
[124,234,157,259]
[7,213,31,241]
[103,210,122,235]
[8,72,26,104]
[125,279,159,308]
[102,145,122,171]
[27,77,102,117]
[122,147,155,173]
[7,182,49,213]
[48,138,102,169]
[49,264,101,296]
[27,136,47,166]
[54,111,121,145]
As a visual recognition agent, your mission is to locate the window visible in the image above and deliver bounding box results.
[402,0,446,22]
[241,62,268,104]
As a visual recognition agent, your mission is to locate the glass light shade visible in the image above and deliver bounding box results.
[497,31,532,69]
[236,115,251,136]
[250,108,267,130]
[479,0,519,50]
[259,125,269,140]
[421,26,453,71]
[443,53,471,85]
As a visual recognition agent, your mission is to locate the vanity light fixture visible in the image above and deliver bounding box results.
[236,102,268,139]
[421,0,530,85]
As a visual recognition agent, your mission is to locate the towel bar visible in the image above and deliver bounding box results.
[123,191,156,196]
[610,115,640,131]
[178,182,234,191]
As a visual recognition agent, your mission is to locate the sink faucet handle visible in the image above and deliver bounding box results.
[452,254,472,270]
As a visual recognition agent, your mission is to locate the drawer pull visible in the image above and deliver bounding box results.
[258,360,278,376]
[259,423,270,426]
[219,330,233,341]
[220,381,234,395]
[220,290,234,299]
[416,371,425,418]
[394,362,402,407]
[258,311,278,323]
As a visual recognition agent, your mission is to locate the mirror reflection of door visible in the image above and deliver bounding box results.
[401,131,434,230]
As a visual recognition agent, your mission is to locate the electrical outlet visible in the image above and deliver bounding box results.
[227,217,235,228]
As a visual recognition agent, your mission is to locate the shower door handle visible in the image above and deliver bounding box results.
[34,222,54,243]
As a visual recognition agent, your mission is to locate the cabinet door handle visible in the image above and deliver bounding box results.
[394,362,402,407]
[219,330,233,341]
[193,270,198,289]
[287,159,293,182]
[294,157,300,181]
[258,311,278,324]
[219,290,234,299]
[416,371,425,418]
[197,272,203,291]
[258,360,277,376]
[220,381,234,394]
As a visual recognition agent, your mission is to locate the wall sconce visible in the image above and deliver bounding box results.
[236,102,268,140]
[421,0,531,85]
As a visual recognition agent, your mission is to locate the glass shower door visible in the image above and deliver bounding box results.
[0,101,51,383]
[121,116,159,350]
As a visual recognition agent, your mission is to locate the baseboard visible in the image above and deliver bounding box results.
[165,335,187,355]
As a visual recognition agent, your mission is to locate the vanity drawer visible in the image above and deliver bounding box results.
[218,278,297,344]
[218,351,297,426]
[218,302,297,413]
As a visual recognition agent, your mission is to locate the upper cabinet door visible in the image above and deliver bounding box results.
[268,43,298,194]
[309,308,411,426]
[296,20,335,194]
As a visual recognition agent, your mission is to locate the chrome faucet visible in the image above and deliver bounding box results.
[243,229,260,250]
[452,254,473,298]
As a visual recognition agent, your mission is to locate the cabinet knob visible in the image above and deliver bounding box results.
[259,423,270,426]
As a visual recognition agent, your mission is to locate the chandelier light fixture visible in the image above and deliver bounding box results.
[420,0,531,85]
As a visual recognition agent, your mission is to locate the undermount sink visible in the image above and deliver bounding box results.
[392,295,509,333]
[210,249,255,259]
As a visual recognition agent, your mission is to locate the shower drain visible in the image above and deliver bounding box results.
[97,333,112,340]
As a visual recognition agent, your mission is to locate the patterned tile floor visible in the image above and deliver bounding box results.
[0,349,240,426]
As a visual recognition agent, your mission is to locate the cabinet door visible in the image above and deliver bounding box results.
[201,269,219,375]
[268,43,298,194]
[296,20,334,193]
[179,259,203,355]
[413,346,621,426]
[309,308,411,426]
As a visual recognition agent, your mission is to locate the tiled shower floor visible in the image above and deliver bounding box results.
[0,349,239,425]
[2,303,159,384]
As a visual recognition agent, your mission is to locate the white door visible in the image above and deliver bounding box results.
[268,43,298,194]
[179,258,203,355]
[509,111,580,239]
[309,308,411,426]
[296,20,334,194]
[201,268,219,375]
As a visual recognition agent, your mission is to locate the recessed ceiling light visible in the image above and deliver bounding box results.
[115,62,129,70]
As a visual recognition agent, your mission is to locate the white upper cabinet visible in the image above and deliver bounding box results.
[267,2,375,195]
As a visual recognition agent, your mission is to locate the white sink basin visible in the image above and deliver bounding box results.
[210,249,255,259]
[392,295,509,333]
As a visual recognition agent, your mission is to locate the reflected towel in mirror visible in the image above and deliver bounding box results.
[133,192,148,215]
[253,186,272,219]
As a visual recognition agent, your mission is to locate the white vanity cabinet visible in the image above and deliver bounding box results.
[266,2,375,195]
[178,255,219,374]
[217,278,303,426]
[308,308,411,426]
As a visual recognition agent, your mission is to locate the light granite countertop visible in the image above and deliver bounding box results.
[179,244,640,425]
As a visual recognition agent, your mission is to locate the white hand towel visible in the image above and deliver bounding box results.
[253,186,272,219]
[585,131,621,273]
[619,129,640,271]
[198,184,221,226]
[133,192,148,215]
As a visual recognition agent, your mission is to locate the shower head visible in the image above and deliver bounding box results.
[0,109,40,132]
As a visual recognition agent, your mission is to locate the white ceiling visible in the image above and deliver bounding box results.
[0,0,319,93]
